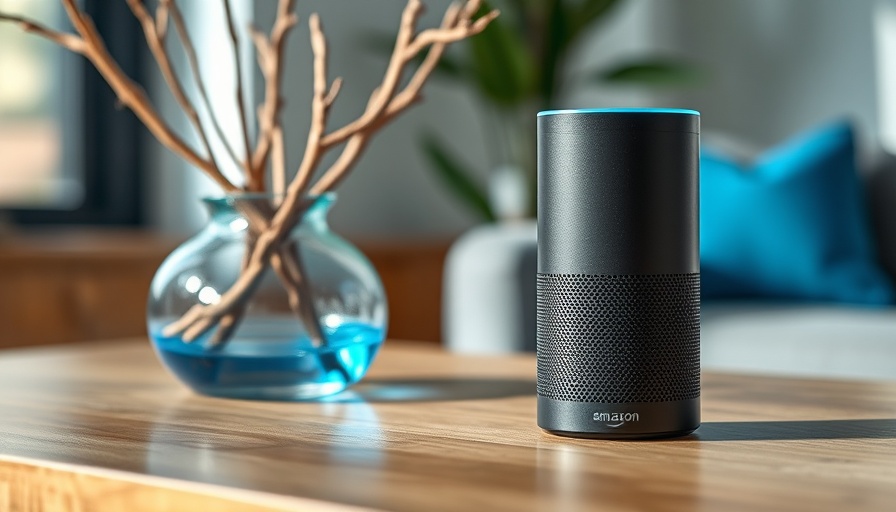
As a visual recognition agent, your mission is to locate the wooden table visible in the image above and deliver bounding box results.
[0,340,894,512]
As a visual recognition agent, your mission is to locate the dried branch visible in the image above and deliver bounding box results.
[249,0,298,185]
[126,0,218,172]
[208,207,305,347]
[0,13,86,51]
[164,10,338,344]
[58,0,237,190]
[271,126,286,203]
[318,0,426,149]
[222,0,255,186]
[324,78,343,107]
[319,3,496,153]
[3,0,498,347]
[163,0,498,343]
[0,1,238,191]
[404,4,496,55]
[155,1,169,39]
[311,1,494,193]
[162,197,314,340]
[165,0,243,174]
[290,13,338,194]
[166,2,323,343]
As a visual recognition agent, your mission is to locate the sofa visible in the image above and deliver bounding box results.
[443,122,896,382]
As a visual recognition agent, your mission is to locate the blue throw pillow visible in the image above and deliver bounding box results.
[700,121,895,304]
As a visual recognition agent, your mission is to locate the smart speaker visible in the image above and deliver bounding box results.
[536,108,701,439]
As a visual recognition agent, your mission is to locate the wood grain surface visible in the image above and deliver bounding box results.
[0,230,178,349]
[0,340,895,511]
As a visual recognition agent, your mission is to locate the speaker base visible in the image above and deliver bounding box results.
[541,427,698,440]
[538,396,700,439]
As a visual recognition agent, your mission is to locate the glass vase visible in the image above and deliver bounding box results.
[147,194,387,400]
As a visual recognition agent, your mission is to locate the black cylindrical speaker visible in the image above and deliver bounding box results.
[536,108,700,439]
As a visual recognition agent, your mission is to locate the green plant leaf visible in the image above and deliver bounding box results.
[420,134,495,222]
[467,3,535,106]
[498,0,535,33]
[595,58,704,86]
[540,0,571,106]
[539,0,622,106]
[575,0,622,29]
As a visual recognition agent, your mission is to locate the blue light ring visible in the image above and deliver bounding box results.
[538,108,700,117]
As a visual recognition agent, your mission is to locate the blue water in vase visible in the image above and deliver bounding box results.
[150,321,384,400]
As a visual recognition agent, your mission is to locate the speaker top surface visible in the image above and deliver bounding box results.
[538,107,700,117]
[537,107,700,275]
[538,108,700,137]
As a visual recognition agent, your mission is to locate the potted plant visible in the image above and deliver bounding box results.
[426,0,699,352]
[412,0,699,220]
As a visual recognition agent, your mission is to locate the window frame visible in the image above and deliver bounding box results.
[4,0,146,226]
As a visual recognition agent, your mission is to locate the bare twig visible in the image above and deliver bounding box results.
[404,3,496,55]
[155,0,169,39]
[249,0,298,186]
[166,9,342,341]
[222,0,255,186]
[324,78,343,107]
[163,0,498,343]
[126,0,218,172]
[311,2,494,193]
[208,206,302,347]
[0,13,86,51]
[318,0,426,149]
[1,4,237,191]
[271,126,286,203]
[165,0,243,174]
[2,0,498,346]
[161,197,315,341]
[59,0,234,189]
[290,13,338,194]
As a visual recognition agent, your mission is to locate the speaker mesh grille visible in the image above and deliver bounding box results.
[537,273,700,403]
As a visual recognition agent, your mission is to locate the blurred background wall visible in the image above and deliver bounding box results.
[3,0,895,348]
[148,0,672,237]
[146,0,894,237]
[662,0,883,156]
[0,0,890,235]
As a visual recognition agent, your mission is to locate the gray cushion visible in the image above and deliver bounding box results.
[702,302,896,380]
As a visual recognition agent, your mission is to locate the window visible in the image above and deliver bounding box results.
[0,0,145,225]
